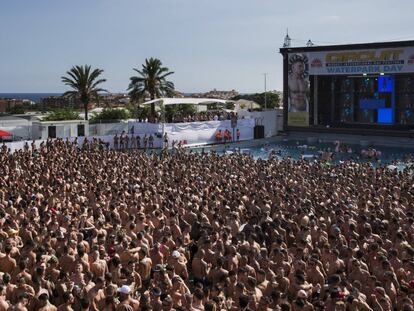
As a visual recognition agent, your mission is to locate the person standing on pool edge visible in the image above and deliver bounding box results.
[215,130,222,144]
[236,129,240,142]
[163,132,169,149]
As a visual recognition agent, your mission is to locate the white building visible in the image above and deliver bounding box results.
[32,120,89,140]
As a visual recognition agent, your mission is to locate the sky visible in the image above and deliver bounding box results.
[1,0,414,94]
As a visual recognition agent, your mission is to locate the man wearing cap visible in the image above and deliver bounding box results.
[292,289,314,311]
[35,288,57,311]
[161,295,174,311]
[150,287,163,311]
[168,250,189,280]
[116,285,139,311]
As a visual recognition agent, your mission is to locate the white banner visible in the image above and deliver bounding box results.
[165,119,255,146]
[293,46,414,75]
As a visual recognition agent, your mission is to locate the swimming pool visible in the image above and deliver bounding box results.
[192,139,414,166]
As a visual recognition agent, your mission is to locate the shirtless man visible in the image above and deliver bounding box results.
[36,290,57,311]
[307,258,325,287]
[87,277,105,311]
[207,257,228,285]
[288,54,309,112]
[57,292,75,311]
[191,249,210,286]
[0,245,16,275]
[138,248,152,290]
[7,292,29,311]
[326,249,345,276]
[59,246,75,275]
[11,278,35,305]
[348,259,370,285]
[90,251,108,279]
[0,285,9,311]
[168,251,189,280]
[150,243,164,266]
[116,285,139,311]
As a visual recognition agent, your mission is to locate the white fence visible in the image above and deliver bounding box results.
[248,110,279,138]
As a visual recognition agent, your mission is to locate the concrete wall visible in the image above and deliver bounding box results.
[35,121,89,140]
[247,109,280,137]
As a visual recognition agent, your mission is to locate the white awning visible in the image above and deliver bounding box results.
[141,98,228,106]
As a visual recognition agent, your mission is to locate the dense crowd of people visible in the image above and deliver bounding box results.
[0,139,413,310]
[170,111,238,123]
[134,111,240,124]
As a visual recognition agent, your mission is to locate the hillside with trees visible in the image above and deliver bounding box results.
[231,91,282,109]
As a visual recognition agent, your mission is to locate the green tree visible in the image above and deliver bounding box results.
[90,108,130,123]
[6,105,25,114]
[207,103,220,110]
[232,92,282,109]
[165,104,197,122]
[43,108,82,121]
[128,58,175,116]
[126,102,151,121]
[61,65,107,120]
[225,102,235,110]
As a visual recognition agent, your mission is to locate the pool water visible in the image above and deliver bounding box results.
[193,139,414,167]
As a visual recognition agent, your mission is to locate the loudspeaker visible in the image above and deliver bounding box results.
[254,125,264,139]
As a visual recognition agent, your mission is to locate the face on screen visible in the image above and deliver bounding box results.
[291,61,305,76]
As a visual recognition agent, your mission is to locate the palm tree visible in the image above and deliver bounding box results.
[61,65,107,120]
[128,58,175,116]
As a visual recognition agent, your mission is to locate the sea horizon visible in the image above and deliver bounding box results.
[0,93,63,103]
[0,91,256,104]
